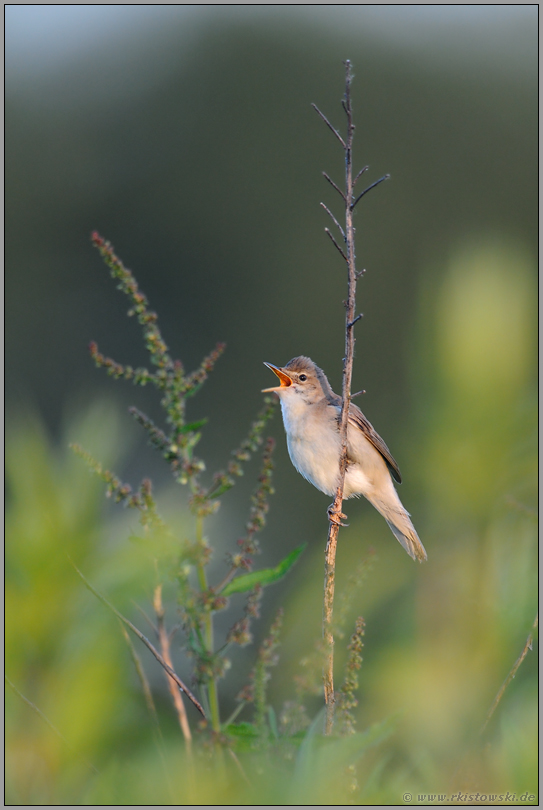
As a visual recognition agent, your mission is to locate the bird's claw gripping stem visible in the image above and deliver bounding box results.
[327,505,349,528]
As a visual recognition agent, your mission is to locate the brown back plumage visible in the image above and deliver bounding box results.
[347,404,402,483]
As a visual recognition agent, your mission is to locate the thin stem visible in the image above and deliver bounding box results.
[6,677,99,775]
[69,557,205,717]
[214,567,238,595]
[481,612,538,736]
[325,228,348,262]
[131,600,159,636]
[153,585,193,752]
[228,749,252,785]
[117,625,178,800]
[222,700,246,729]
[311,103,346,148]
[320,202,346,242]
[322,59,360,736]
[195,515,221,733]
[207,666,221,734]
[322,172,346,201]
[351,174,390,210]
[353,165,369,185]
[348,313,363,328]
[119,622,159,719]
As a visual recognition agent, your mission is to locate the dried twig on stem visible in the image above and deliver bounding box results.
[119,622,159,720]
[154,585,193,750]
[481,612,538,736]
[314,60,388,735]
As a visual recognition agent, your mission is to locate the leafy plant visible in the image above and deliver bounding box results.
[7,58,536,805]
[71,232,305,745]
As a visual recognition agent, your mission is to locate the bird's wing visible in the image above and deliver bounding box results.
[347,403,402,483]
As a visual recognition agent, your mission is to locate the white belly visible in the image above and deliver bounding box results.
[280,395,382,498]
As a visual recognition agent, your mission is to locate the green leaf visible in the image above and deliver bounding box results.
[268,706,279,740]
[294,714,396,776]
[225,722,260,738]
[294,706,326,779]
[180,418,208,434]
[315,716,396,771]
[184,383,204,399]
[290,715,396,804]
[222,544,306,596]
[224,721,264,752]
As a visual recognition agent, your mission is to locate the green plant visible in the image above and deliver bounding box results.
[71,232,309,748]
[7,58,536,805]
[66,62,412,784]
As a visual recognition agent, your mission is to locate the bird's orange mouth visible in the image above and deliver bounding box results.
[262,362,293,392]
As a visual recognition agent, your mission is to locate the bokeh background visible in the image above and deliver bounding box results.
[6,6,538,805]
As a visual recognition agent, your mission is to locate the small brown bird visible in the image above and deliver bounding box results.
[263,356,427,562]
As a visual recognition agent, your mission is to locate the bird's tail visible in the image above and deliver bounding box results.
[368,494,428,563]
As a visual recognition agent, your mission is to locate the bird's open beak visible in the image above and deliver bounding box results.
[262,362,293,392]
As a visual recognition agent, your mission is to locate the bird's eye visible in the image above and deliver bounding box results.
[299,374,307,382]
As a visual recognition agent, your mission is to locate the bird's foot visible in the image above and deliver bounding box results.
[327,504,349,527]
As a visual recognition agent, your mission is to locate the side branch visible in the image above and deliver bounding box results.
[351,174,390,210]
[311,103,346,149]
[354,165,369,184]
[320,202,346,241]
[323,172,346,201]
[325,228,348,262]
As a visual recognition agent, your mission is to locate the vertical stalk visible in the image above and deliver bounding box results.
[195,514,221,733]
[322,60,359,735]
[153,585,193,751]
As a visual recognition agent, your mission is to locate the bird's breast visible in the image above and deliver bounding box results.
[278,394,388,499]
[280,398,342,496]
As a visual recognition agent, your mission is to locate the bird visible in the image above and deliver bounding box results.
[262,356,427,562]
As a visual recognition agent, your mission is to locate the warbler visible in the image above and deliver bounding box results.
[263,356,427,562]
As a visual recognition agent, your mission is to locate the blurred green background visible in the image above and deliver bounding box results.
[6,6,538,805]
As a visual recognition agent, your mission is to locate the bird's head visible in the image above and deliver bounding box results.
[262,356,335,405]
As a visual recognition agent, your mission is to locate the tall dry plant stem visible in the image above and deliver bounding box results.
[314,61,389,735]
[153,584,193,751]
